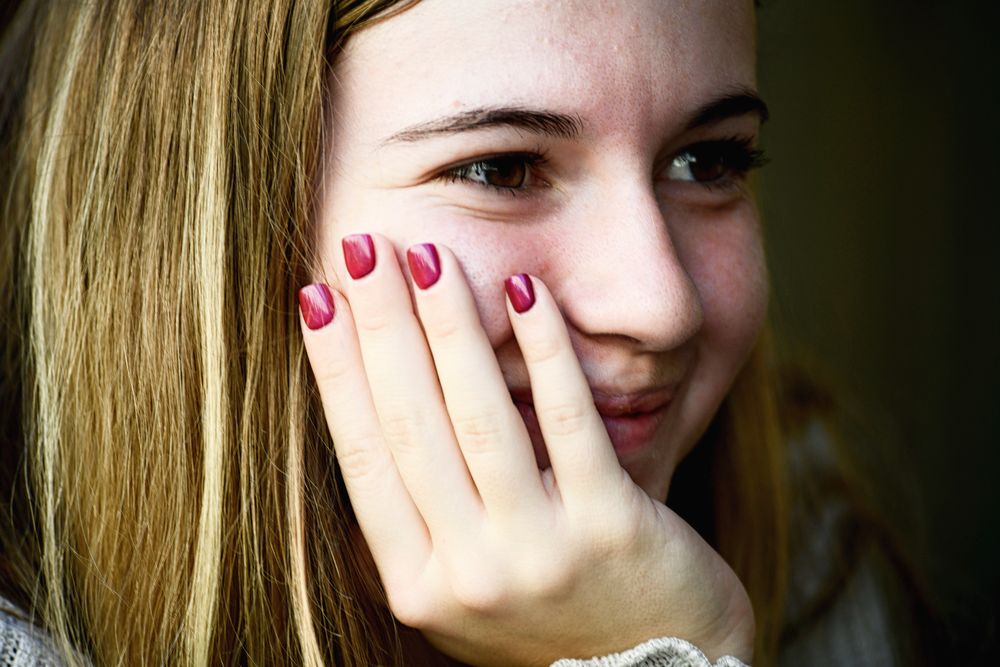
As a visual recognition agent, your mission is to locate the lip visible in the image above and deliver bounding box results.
[508,385,676,417]
[511,387,674,458]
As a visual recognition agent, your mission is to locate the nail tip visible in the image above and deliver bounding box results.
[343,233,376,279]
[407,243,441,290]
[505,273,536,313]
[299,283,335,330]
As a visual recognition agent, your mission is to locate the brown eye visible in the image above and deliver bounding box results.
[679,154,726,182]
[439,151,550,197]
[462,156,528,188]
[669,148,727,183]
[665,139,768,187]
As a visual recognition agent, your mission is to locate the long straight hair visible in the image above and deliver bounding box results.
[0,1,787,664]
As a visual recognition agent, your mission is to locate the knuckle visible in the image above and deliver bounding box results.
[378,408,430,452]
[422,312,465,342]
[602,517,643,550]
[521,335,563,366]
[514,554,575,601]
[310,354,354,389]
[450,573,508,614]
[575,508,642,556]
[354,308,394,335]
[536,401,589,436]
[450,409,507,454]
[385,585,432,629]
[332,434,390,482]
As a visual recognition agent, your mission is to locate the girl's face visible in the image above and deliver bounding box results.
[316,0,766,502]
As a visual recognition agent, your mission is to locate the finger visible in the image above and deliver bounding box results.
[407,243,548,526]
[339,233,483,545]
[504,274,621,507]
[298,282,430,585]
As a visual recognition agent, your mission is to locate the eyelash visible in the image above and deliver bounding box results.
[436,137,769,198]
[437,147,551,198]
[670,136,770,193]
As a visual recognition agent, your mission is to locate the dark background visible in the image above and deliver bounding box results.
[757,0,999,660]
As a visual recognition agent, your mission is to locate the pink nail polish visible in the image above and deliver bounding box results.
[298,284,335,330]
[505,274,535,313]
[342,233,376,279]
[407,243,441,290]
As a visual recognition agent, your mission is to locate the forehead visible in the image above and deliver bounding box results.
[333,0,756,141]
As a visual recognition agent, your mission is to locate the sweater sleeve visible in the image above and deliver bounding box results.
[549,636,749,667]
[0,599,67,667]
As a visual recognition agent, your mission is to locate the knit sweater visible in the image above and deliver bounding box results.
[0,607,747,666]
[0,602,62,667]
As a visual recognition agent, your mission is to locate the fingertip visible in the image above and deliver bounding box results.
[504,273,536,314]
[406,243,442,290]
[298,283,336,330]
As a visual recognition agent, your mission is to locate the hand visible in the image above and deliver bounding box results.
[298,233,754,666]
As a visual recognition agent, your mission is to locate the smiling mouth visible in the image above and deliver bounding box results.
[512,398,671,460]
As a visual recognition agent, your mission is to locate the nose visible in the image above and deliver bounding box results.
[551,178,704,351]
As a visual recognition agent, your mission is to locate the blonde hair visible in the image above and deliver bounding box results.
[0,1,787,665]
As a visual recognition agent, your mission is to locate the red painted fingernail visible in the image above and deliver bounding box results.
[406,243,441,290]
[504,274,535,313]
[342,233,376,279]
[298,283,335,330]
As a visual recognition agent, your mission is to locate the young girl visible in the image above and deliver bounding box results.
[0,1,932,665]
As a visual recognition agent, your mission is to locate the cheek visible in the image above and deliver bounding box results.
[315,189,545,346]
[666,216,766,466]
[687,221,769,364]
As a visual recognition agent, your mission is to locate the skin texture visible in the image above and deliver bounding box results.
[303,1,764,664]
[316,0,766,503]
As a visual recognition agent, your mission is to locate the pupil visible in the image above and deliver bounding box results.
[476,158,526,188]
[689,153,725,182]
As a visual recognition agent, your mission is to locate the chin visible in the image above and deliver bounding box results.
[621,443,676,504]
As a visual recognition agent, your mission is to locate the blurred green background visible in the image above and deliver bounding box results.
[756,0,999,659]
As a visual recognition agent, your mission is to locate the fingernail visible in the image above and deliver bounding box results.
[406,243,441,290]
[504,274,535,313]
[298,283,335,330]
[342,233,376,279]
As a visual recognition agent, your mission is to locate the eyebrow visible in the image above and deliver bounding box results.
[378,89,769,146]
[380,107,584,145]
[686,89,770,130]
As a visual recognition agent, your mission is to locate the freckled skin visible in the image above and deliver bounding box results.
[315,0,765,503]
